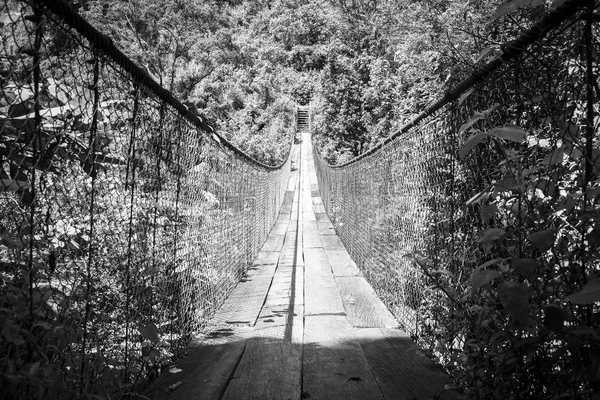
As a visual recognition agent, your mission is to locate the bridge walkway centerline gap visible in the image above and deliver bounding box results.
[142,129,458,400]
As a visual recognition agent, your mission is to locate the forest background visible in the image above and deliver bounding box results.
[78,0,555,165]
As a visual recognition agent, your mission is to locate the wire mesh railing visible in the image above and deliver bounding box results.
[0,0,292,398]
[314,0,600,397]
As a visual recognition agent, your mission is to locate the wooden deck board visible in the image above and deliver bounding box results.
[326,249,361,277]
[223,258,304,400]
[211,262,277,328]
[358,328,459,400]
[318,221,335,235]
[304,248,345,316]
[303,316,383,400]
[261,235,285,252]
[336,276,399,328]
[280,190,295,214]
[143,330,248,400]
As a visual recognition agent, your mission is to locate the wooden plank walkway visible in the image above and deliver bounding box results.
[142,132,458,400]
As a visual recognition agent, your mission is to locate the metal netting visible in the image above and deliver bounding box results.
[0,0,291,398]
[315,1,600,397]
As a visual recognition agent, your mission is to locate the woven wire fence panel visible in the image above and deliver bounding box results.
[315,4,600,398]
[0,0,291,398]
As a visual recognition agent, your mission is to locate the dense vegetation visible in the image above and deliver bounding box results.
[1,0,597,398]
[78,0,560,163]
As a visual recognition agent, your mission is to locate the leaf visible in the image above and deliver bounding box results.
[481,204,498,225]
[478,228,505,243]
[149,349,161,360]
[568,279,600,304]
[474,47,492,64]
[543,304,565,331]
[489,126,527,142]
[458,88,474,105]
[165,381,182,393]
[459,132,489,159]
[512,258,536,276]
[459,112,484,133]
[29,361,40,376]
[493,0,531,20]
[529,229,557,252]
[494,177,518,192]
[466,188,490,206]
[1,179,30,192]
[567,325,599,337]
[139,323,160,343]
[471,269,502,292]
[542,147,565,166]
[474,258,506,272]
[498,281,532,326]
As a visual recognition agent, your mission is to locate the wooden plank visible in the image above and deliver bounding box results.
[303,220,319,233]
[318,221,335,235]
[261,235,285,252]
[303,234,322,249]
[223,335,302,400]
[321,234,344,249]
[280,190,295,214]
[276,213,290,225]
[315,212,330,223]
[335,276,399,328]
[212,261,277,327]
[326,249,360,277]
[290,189,300,221]
[302,211,316,221]
[223,262,304,400]
[358,328,459,400]
[279,246,303,268]
[271,222,289,236]
[283,231,299,246]
[143,330,248,400]
[303,316,383,400]
[253,251,281,266]
[287,172,297,191]
[313,203,326,213]
[304,248,345,316]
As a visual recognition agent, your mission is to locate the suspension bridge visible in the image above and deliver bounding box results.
[1,0,598,399]
[141,125,454,399]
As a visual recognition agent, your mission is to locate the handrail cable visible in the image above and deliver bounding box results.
[31,0,294,171]
[317,0,591,168]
